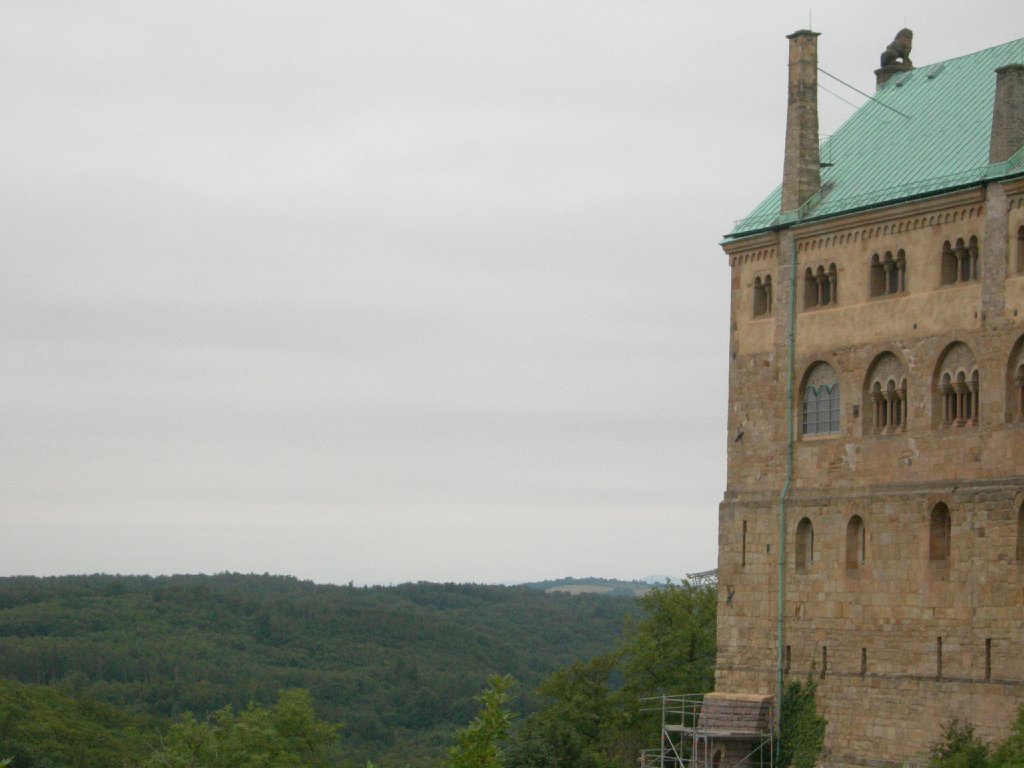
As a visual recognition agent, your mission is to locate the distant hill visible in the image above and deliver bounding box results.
[521,576,681,597]
[0,573,639,767]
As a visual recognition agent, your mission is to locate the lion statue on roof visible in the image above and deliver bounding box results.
[880,28,913,67]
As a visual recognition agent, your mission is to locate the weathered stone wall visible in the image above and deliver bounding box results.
[716,176,1024,767]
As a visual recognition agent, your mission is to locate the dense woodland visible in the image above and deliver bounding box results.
[0,573,717,767]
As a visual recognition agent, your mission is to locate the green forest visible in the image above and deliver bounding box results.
[0,573,717,767]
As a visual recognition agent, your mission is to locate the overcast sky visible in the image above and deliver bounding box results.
[2,1,1021,586]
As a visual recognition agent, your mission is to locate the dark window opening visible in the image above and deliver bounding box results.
[846,515,866,569]
[930,503,951,562]
[753,275,773,317]
[741,520,748,567]
[796,517,814,572]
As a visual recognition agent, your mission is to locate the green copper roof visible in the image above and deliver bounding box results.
[727,37,1024,238]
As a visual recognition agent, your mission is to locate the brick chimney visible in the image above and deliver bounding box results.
[781,30,822,214]
[989,64,1024,164]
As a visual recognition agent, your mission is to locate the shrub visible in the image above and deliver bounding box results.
[777,678,826,768]
[929,718,989,768]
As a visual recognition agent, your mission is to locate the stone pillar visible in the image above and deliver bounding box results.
[874,63,912,91]
[781,31,821,214]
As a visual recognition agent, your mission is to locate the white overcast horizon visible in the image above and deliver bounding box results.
[3,1,1021,587]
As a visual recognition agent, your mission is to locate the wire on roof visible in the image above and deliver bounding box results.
[818,82,862,112]
[818,67,911,119]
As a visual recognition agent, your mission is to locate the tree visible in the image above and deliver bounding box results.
[928,718,989,768]
[145,689,339,768]
[991,706,1024,768]
[506,582,718,768]
[505,654,623,768]
[441,675,514,768]
[620,583,717,697]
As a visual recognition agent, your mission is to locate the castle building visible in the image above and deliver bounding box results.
[715,30,1024,767]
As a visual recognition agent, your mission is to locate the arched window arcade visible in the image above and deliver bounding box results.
[864,352,908,434]
[804,263,838,309]
[940,236,979,285]
[870,250,906,297]
[935,343,979,428]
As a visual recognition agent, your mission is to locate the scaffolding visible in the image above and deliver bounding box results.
[685,570,718,589]
[639,693,774,768]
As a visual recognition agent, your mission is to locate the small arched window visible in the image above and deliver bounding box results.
[802,363,840,436]
[796,517,814,572]
[753,275,773,317]
[846,515,865,569]
[941,240,957,285]
[929,503,951,562]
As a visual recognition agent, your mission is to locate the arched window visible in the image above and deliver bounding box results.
[934,342,979,428]
[796,517,814,572]
[804,267,818,308]
[941,240,957,285]
[846,515,865,569]
[864,353,908,434]
[802,362,840,435]
[929,503,951,562]
[958,238,970,282]
[753,275,773,317]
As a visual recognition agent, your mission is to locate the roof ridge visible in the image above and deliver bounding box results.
[920,36,1024,70]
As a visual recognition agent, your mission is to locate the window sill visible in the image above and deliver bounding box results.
[800,432,841,441]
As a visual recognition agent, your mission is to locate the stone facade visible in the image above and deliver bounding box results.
[716,33,1024,768]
